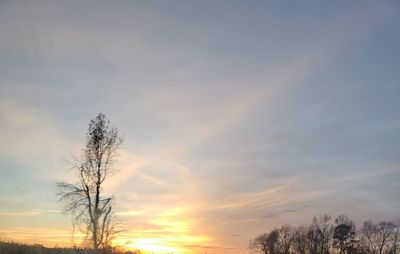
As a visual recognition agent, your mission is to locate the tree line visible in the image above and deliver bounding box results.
[249,214,400,254]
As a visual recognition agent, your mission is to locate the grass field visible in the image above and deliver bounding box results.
[0,241,135,254]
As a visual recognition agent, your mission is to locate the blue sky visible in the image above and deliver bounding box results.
[0,1,400,253]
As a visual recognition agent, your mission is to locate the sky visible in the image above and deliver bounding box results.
[0,0,400,253]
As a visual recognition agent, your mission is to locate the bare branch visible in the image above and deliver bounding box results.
[56,113,123,252]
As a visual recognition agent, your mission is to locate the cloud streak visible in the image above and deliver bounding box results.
[0,1,399,254]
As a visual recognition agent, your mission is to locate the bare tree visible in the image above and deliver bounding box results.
[249,216,400,254]
[293,226,308,254]
[250,230,279,254]
[57,113,123,252]
[376,221,395,254]
[277,225,294,254]
[250,233,269,254]
[360,220,394,254]
[308,217,320,254]
[359,220,376,254]
[391,220,400,254]
[319,214,333,254]
[307,215,333,254]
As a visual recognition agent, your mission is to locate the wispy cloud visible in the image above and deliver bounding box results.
[0,209,60,217]
[0,100,79,178]
[0,1,399,254]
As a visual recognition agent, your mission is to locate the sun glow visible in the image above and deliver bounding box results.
[123,238,181,254]
[112,207,210,254]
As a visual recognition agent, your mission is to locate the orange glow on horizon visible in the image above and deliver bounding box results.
[116,238,182,254]
[112,207,211,254]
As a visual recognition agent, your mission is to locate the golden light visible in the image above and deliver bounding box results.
[112,207,211,254]
[123,238,182,254]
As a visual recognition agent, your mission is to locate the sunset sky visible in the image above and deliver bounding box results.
[1,1,400,254]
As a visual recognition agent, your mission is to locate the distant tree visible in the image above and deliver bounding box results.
[307,215,333,254]
[250,229,279,254]
[308,217,320,254]
[250,233,269,254]
[267,230,280,254]
[57,113,123,252]
[319,214,333,254]
[333,224,356,254]
[360,220,394,254]
[335,215,356,230]
[390,220,400,254]
[293,226,308,254]
[276,225,294,254]
[333,215,358,254]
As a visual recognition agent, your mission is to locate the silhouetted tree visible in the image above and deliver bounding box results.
[57,113,123,252]
[293,226,308,254]
[250,229,279,254]
[249,215,400,254]
[360,220,394,254]
[390,220,400,254]
[249,233,269,254]
[308,217,321,254]
[277,225,294,254]
[304,215,333,254]
[333,224,355,254]
[333,215,358,254]
[319,214,333,254]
